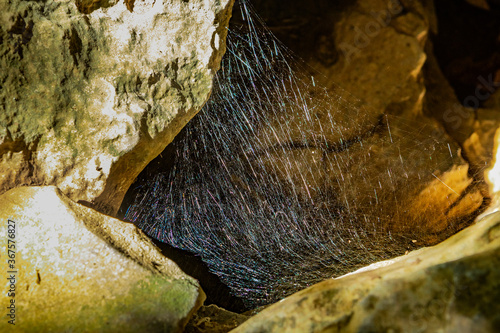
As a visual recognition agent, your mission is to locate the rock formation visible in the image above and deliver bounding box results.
[251,0,486,242]
[0,0,234,331]
[226,0,500,330]
[120,0,490,311]
[0,186,204,332]
[0,0,234,215]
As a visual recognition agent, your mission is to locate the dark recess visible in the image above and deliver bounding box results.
[432,0,500,105]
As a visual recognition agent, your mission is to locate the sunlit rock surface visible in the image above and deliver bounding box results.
[0,186,204,332]
[117,0,490,311]
[232,210,500,333]
[0,0,234,215]
[483,127,500,213]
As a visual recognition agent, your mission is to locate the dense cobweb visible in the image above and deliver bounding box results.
[124,0,458,308]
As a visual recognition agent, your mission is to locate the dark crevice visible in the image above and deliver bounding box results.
[432,0,500,106]
[151,239,249,313]
[7,15,34,60]
[248,115,386,160]
[233,0,355,66]
[68,27,83,67]
[147,73,161,86]
[125,0,135,13]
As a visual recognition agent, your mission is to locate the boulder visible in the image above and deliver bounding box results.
[0,0,234,215]
[0,186,204,332]
[232,209,500,333]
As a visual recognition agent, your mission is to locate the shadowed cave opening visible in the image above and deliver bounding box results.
[432,0,500,105]
[118,0,493,312]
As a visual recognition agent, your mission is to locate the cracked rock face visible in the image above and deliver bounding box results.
[0,186,205,332]
[0,0,234,215]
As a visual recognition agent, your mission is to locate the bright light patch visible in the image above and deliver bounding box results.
[486,128,500,195]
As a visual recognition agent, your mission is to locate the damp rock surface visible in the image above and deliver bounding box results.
[231,210,500,333]
[0,0,234,215]
[0,186,204,332]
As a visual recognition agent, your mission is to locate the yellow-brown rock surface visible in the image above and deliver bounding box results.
[0,186,204,332]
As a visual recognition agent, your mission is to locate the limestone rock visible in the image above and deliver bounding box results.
[250,0,429,142]
[232,210,500,333]
[0,186,204,332]
[251,0,483,245]
[251,0,429,123]
[330,0,428,116]
[0,0,234,215]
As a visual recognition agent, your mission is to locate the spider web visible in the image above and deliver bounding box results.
[123,0,462,308]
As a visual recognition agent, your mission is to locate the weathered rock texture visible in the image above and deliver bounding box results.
[425,0,500,200]
[253,0,431,127]
[185,305,250,333]
[232,210,500,333]
[224,1,500,330]
[0,0,234,215]
[0,186,204,332]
